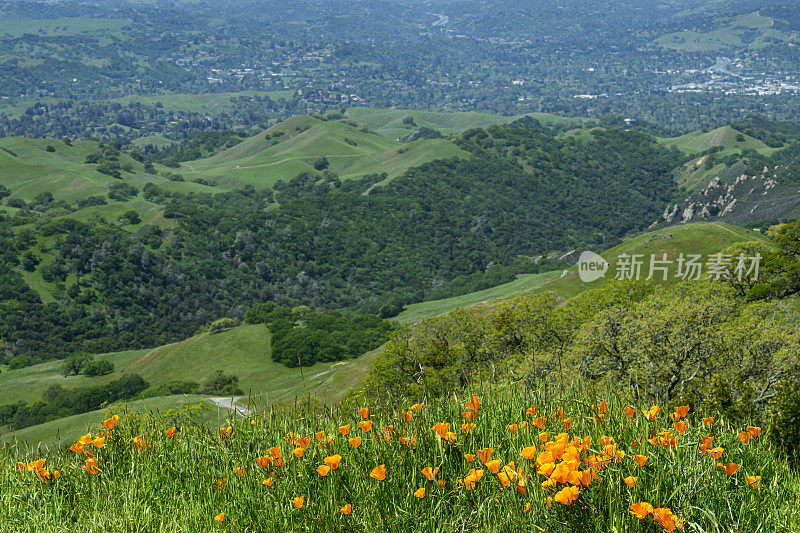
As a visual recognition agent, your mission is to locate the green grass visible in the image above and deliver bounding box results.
[0,16,128,37]
[529,222,768,299]
[658,125,775,156]
[0,137,218,205]
[395,271,561,324]
[0,395,229,449]
[2,386,797,531]
[346,107,584,140]
[653,12,794,52]
[111,91,293,115]
[179,115,470,188]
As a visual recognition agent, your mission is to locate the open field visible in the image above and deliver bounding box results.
[179,115,469,188]
[658,125,775,156]
[346,107,585,140]
[653,12,792,52]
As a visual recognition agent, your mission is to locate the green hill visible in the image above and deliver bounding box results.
[396,222,768,321]
[345,107,585,141]
[178,115,469,188]
[658,125,775,156]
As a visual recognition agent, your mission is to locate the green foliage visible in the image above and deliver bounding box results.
[208,317,241,334]
[107,182,138,201]
[769,379,800,465]
[62,354,91,376]
[200,370,243,395]
[83,359,114,377]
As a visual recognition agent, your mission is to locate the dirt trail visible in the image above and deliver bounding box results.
[207,396,252,417]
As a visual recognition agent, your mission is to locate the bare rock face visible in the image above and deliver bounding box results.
[664,204,679,223]
[720,199,737,217]
[681,203,695,223]
[699,205,710,219]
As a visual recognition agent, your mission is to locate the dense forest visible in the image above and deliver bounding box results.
[0,119,686,367]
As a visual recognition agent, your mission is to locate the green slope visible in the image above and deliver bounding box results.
[1,395,230,449]
[658,125,774,155]
[653,12,793,52]
[0,324,378,411]
[346,107,584,140]
[178,115,469,188]
[0,137,217,205]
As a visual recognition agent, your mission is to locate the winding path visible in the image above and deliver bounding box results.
[207,396,252,417]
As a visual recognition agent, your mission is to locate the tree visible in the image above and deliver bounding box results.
[200,370,243,395]
[84,359,114,376]
[63,354,91,376]
[120,210,141,225]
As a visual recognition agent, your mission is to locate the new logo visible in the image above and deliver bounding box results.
[577,251,608,282]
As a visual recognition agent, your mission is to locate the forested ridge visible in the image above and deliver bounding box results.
[2,119,687,366]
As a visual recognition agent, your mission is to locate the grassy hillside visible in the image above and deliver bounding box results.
[0,395,228,449]
[179,115,469,188]
[395,271,561,323]
[658,125,775,156]
[0,137,216,205]
[346,107,584,141]
[653,12,794,52]
[0,324,379,418]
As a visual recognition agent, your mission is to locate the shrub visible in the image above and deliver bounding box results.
[208,317,240,334]
[769,379,800,465]
[83,359,114,377]
[200,370,243,395]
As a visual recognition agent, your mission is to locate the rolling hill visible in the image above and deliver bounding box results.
[177,115,469,188]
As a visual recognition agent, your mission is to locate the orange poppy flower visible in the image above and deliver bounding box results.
[554,485,579,505]
[461,423,476,433]
[359,420,373,433]
[317,465,331,477]
[718,462,740,476]
[164,427,176,438]
[296,436,311,449]
[748,426,761,438]
[269,446,281,459]
[465,453,476,463]
[324,454,342,470]
[703,416,714,427]
[214,512,224,522]
[341,504,352,514]
[520,446,537,460]
[675,405,690,419]
[102,415,119,430]
[477,448,494,463]
[533,417,546,429]
[410,402,424,412]
[358,408,370,419]
[673,421,688,435]
[292,496,304,509]
[215,478,226,490]
[485,460,502,474]
[631,502,654,520]
[643,406,660,421]
[624,406,636,419]
[348,436,362,448]
[291,447,303,458]
[539,431,549,443]
[738,432,751,444]
[623,476,637,487]
[314,431,325,442]
[414,487,426,498]
[597,400,608,414]
[635,455,648,467]
[370,464,387,481]
[526,405,538,416]
[262,477,273,487]
[255,456,271,469]
[133,435,145,451]
[438,479,446,489]
[508,423,519,434]
[747,475,761,489]
[339,424,350,436]
[562,418,572,430]
[708,447,724,460]
[82,458,99,475]
[69,443,85,454]
[402,411,413,422]
[421,466,440,481]
[219,426,232,440]
[465,395,480,411]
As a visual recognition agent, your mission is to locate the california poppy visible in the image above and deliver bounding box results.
[316,465,331,477]
[348,436,362,448]
[219,426,232,440]
[370,464,387,481]
[292,496,304,509]
[520,446,537,460]
[255,456,271,469]
[708,447,724,460]
[718,462,740,476]
[464,453,476,463]
[643,406,660,421]
[703,416,714,427]
[747,475,761,489]
[554,485,579,505]
[624,406,636,419]
[533,417,546,429]
[477,448,494,463]
[410,402,424,412]
[339,424,350,436]
[623,476,637,487]
[673,421,688,435]
[234,466,246,477]
[341,504,352,514]
[635,455,648,467]
[214,512,224,522]
[748,426,761,438]
[102,415,119,430]
[358,408,369,419]
[324,454,342,471]
[164,427,176,438]
[523,503,531,514]
[465,395,480,411]
[631,502,654,520]
[359,420,373,433]
[263,477,273,487]
[414,487,425,498]
[292,447,304,458]
[82,458,99,475]
[562,418,572,430]
[674,405,690,420]
[485,459,502,474]
[526,405,538,416]
[314,431,325,442]
[421,466,439,481]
